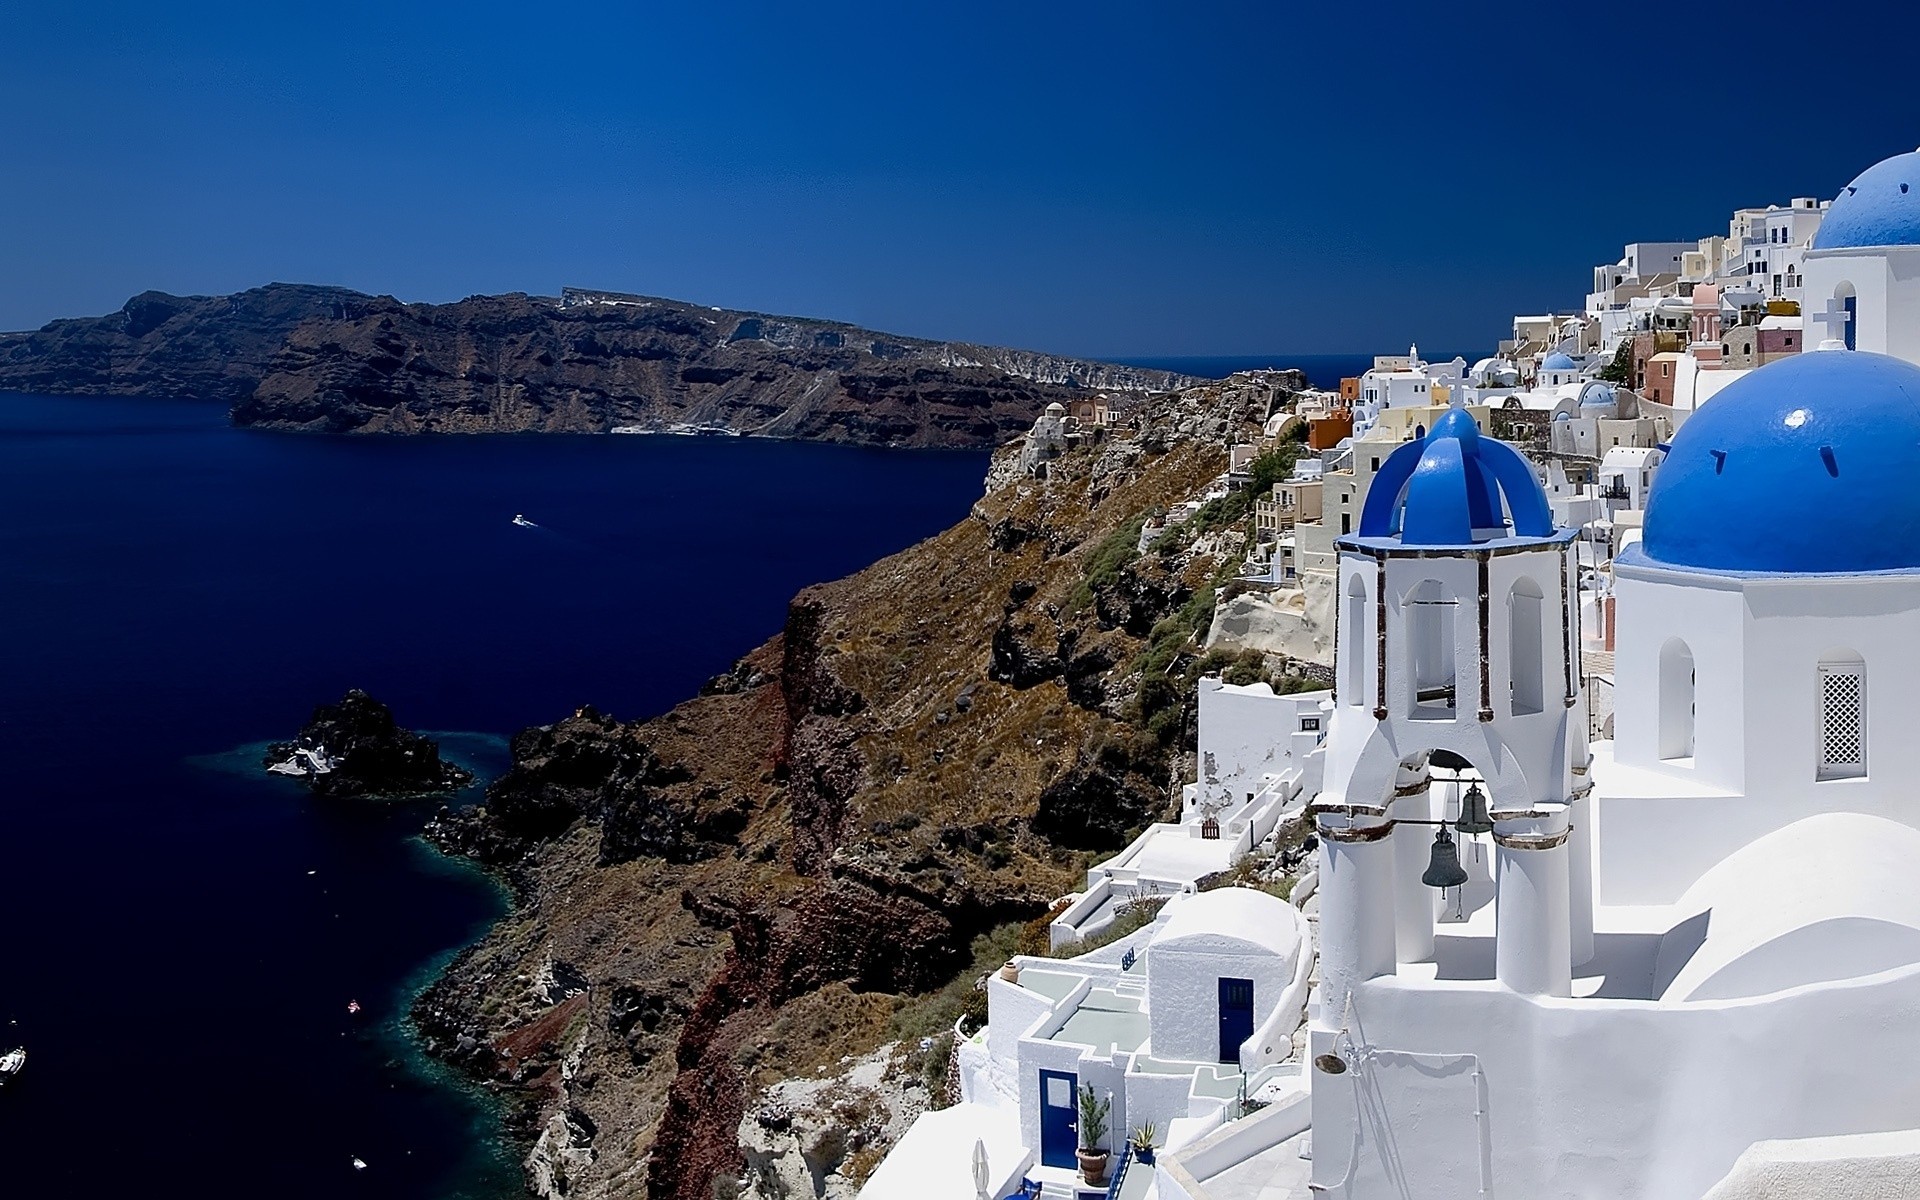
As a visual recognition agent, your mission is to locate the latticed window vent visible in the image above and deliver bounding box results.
[1819,664,1866,780]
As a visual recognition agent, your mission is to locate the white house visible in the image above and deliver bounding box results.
[979,888,1313,1194]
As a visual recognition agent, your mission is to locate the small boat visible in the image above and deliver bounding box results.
[511,514,536,528]
[0,1047,24,1085]
[351,1157,367,1171]
[347,1000,362,1015]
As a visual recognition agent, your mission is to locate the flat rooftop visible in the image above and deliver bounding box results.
[1125,829,1234,881]
[1051,987,1150,1055]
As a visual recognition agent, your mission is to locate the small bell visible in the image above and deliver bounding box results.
[1422,826,1469,889]
[1454,781,1494,836]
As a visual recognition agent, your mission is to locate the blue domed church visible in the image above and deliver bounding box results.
[1307,337,1920,1196]
[1801,148,1920,358]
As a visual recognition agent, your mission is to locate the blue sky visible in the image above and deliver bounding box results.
[3,1,1917,356]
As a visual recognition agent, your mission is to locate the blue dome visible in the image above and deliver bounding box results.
[1357,406,1555,547]
[1813,151,1920,250]
[1643,350,1920,574]
[1579,382,1616,409]
[1541,351,1577,372]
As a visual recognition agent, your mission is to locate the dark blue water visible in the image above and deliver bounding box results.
[1114,353,1479,389]
[0,393,989,1198]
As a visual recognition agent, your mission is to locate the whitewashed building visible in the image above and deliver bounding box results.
[1295,348,1920,1199]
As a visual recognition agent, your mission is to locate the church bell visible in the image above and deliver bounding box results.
[1421,826,1469,889]
[1453,781,1494,835]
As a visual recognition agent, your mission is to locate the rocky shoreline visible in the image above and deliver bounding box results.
[264,688,475,798]
[0,285,1198,449]
[395,375,1300,1199]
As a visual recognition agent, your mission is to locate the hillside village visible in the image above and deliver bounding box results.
[839,146,1920,1200]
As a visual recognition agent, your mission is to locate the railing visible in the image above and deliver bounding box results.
[1103,1143,1136,1200]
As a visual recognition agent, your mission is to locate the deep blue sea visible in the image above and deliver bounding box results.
[0,393,990,1198]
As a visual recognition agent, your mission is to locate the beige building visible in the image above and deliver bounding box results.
[1254,477,1323,535]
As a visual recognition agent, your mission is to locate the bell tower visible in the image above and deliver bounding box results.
[1314,403,1590,1020]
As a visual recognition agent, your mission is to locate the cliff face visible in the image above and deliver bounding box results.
[0,285,1196,449]
[414,382,1293,1199]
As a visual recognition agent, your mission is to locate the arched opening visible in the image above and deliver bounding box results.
[1658,639,1696,762]
[1345,574,1367,706]
[1404,578,1458,720]
[1508,576,1545,716]
[1836,281,1858,351]
[1817,650,1866,781]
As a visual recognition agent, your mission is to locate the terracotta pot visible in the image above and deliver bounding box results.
[997,960,1021,984]
[1076,1149,1110,1186]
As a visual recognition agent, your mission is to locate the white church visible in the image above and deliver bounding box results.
[1302,147,1920,1200]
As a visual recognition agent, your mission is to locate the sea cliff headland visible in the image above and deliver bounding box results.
[0,285,1196,448]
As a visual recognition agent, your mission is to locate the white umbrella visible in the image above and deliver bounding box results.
[972,1137,990,1200]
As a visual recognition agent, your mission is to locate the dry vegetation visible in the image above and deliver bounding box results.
[417,383,1311,1198]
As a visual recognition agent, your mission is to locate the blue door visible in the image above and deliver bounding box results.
[1845,294,1858,350]
[1039,1069,1078,1168]
[1218,977,1255,1063]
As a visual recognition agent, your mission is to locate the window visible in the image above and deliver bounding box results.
[1341,512,1351,534]
[1818,654,1866,780]
[1508,577,1545,715]
[1344,576,1367,705]
[1404,578,1458,720]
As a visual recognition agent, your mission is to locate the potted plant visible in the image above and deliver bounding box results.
[1129,1121,1158,1166]
[1076,1085,1112,1185]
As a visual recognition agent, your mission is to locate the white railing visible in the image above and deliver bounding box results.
[1240,908,1317,1073]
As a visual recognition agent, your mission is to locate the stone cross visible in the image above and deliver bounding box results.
[1811,297,1852,349]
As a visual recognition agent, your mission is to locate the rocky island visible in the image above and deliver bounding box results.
[0,284,1197,448]
[409,378,1313,1199]
[265,688,475,798]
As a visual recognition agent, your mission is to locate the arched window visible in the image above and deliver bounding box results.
[1404,578,1457,720]
[1818,651,1866,781]
[1508,576,1545,716]
[1345,574,1367,706]
[1658,639,1696,762]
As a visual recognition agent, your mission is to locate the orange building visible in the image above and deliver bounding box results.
[1308,409,1354,451]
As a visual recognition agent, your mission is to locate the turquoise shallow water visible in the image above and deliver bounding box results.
[0,391,990,1197]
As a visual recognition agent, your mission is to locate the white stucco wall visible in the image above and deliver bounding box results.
[1658,814,1920,1002]
[1147,939,1294,1065]
[1800,244,1920,362]
[1605,561,1920,903]
[1702,1128,1920,1199]
[1309,962,1920,1200]
[1194,679,1324,811]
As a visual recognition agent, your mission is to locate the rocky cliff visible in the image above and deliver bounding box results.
[412,381,1319,1199]
[264,688,475,798]
[0,285,1197,449]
